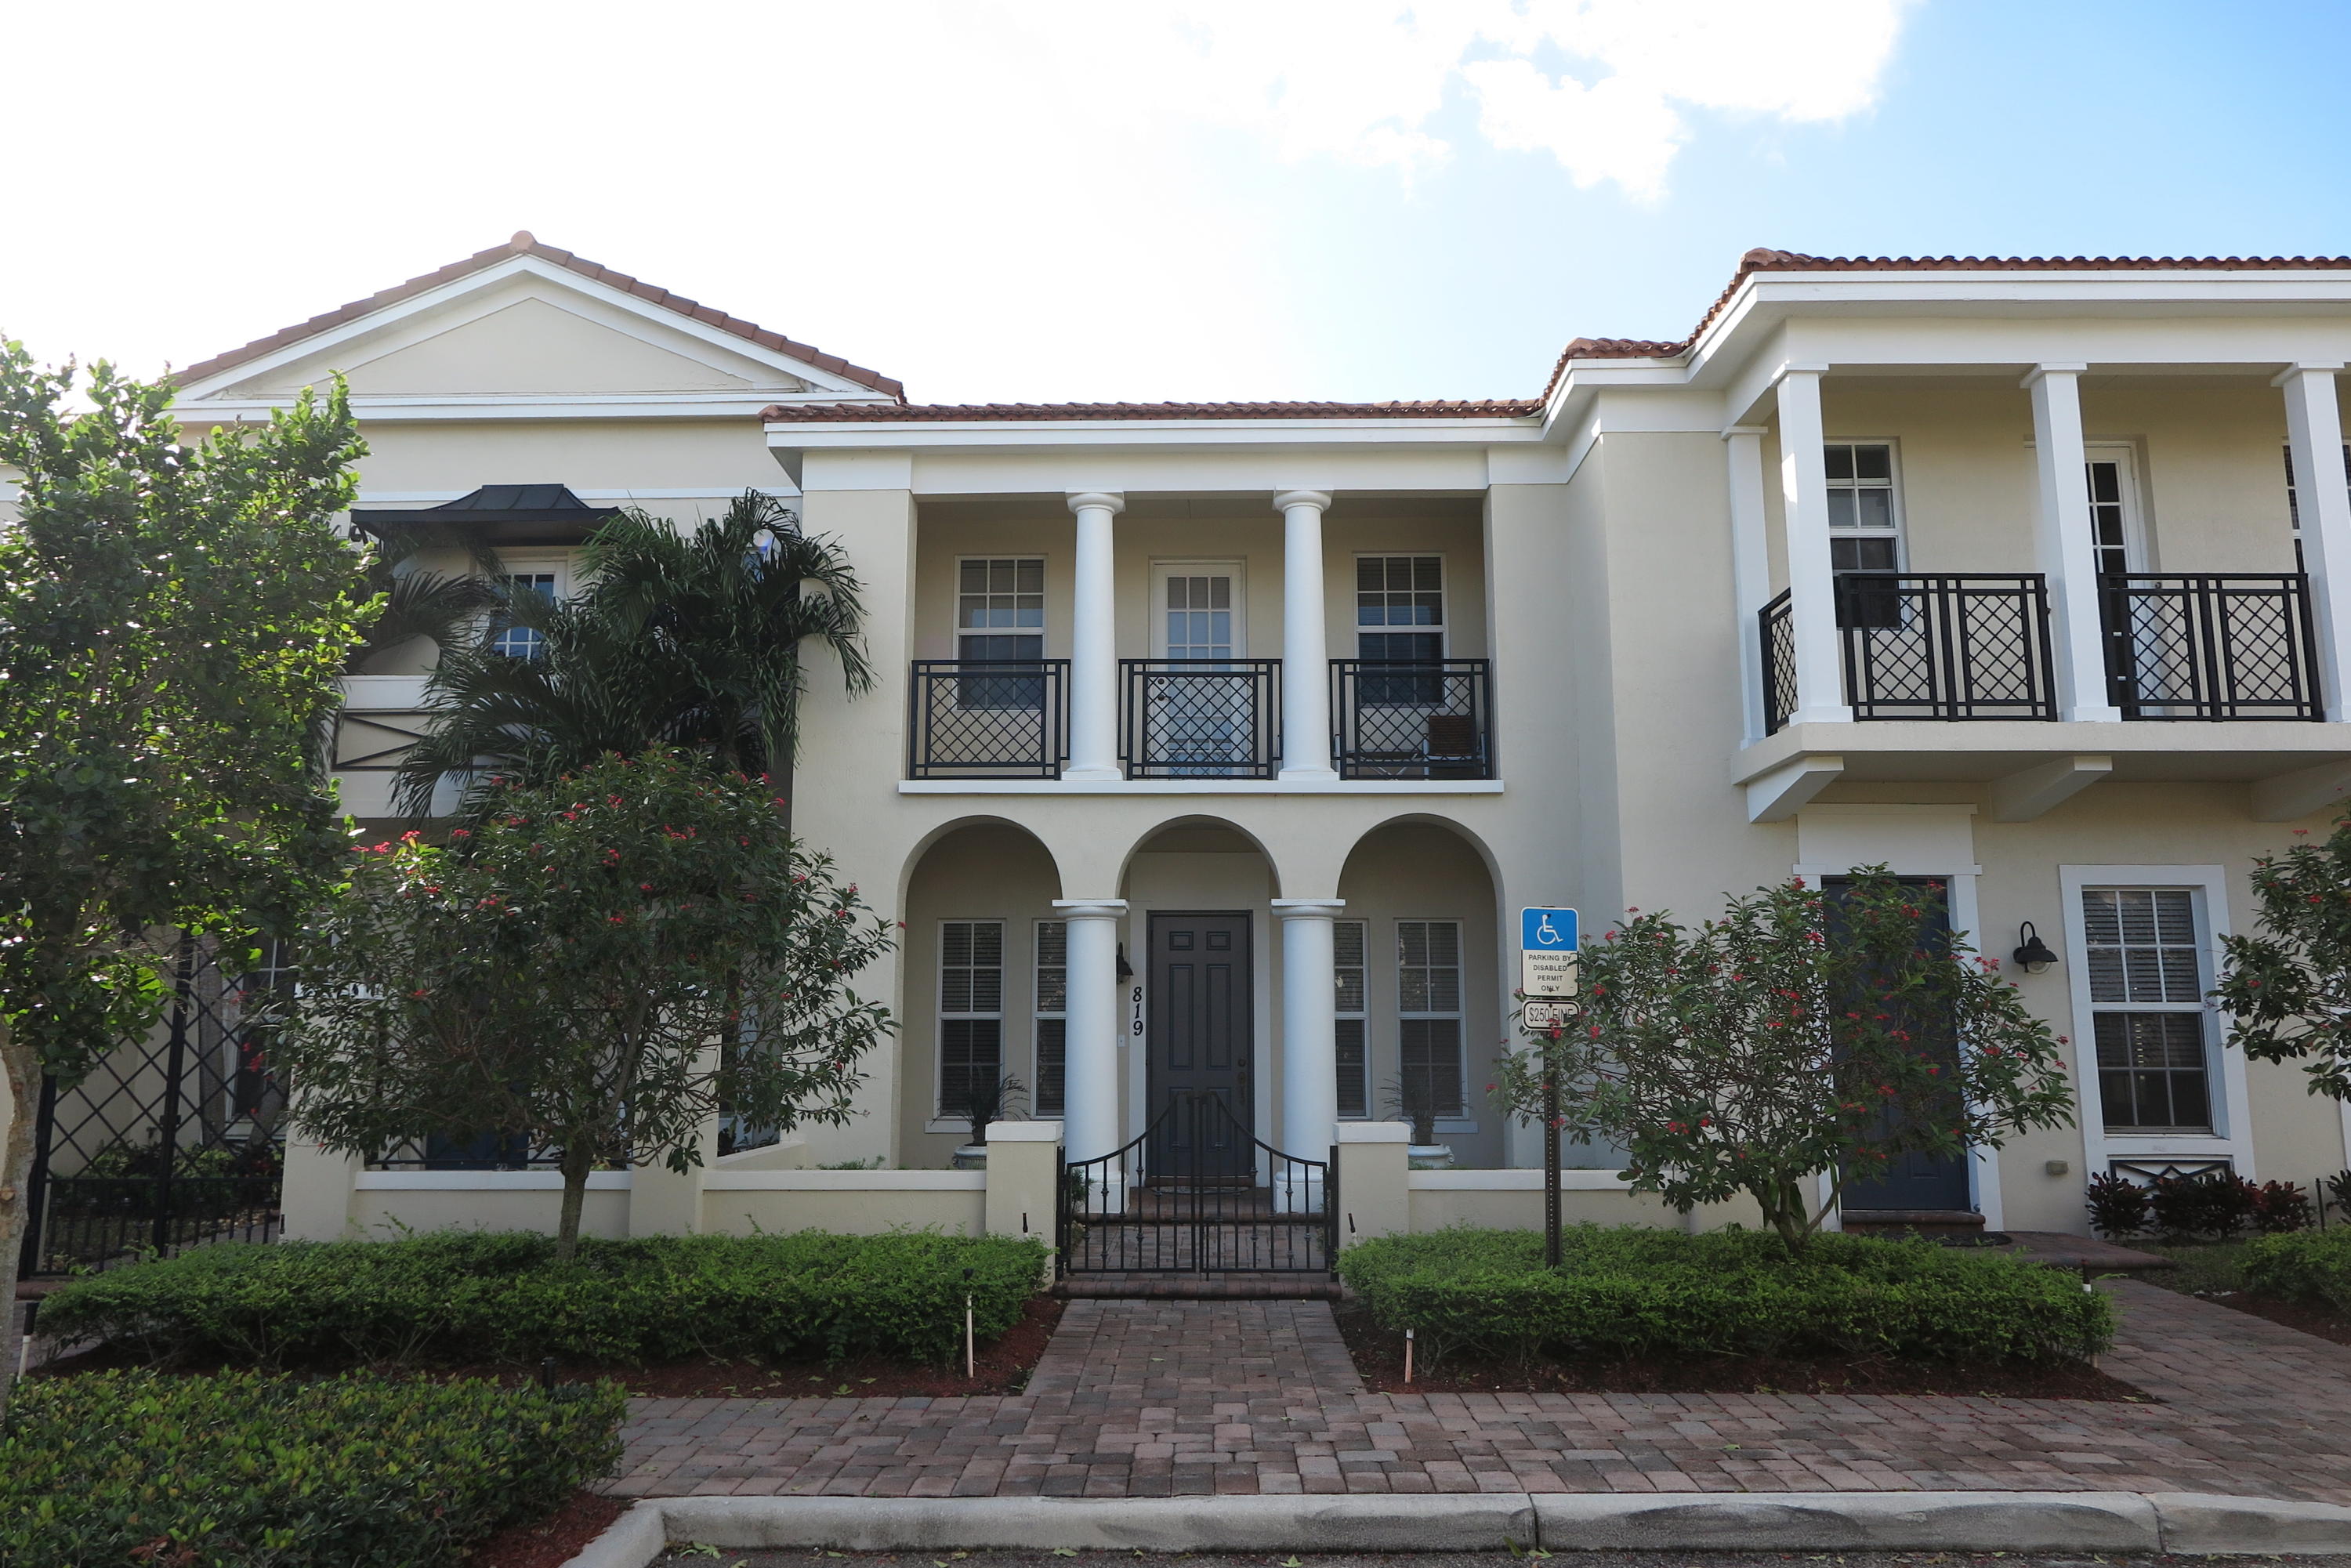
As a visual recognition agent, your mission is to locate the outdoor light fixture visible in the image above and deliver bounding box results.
[1116,944,1133,980]
[2012,922,2060,975]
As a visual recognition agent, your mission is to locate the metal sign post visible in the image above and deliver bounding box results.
[1520,907,1580,1271]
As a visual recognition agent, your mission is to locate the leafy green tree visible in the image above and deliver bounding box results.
[1491,870,2076,1253]
[392,491,871,817]
[277,751,895,1257]
[2214,817,2351,1098]
[0,344,368,1412]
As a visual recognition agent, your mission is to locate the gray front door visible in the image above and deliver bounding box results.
[1147,911,1253,1182]
[1826,877,1973,1213]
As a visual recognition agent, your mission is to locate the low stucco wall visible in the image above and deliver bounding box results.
[347,1171,631,1241]
[1405,1169,1680,1233]
[700,1170,987,1237]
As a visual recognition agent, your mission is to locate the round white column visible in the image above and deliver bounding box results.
[1064,492,1125,780]
[1273,490,1339,781]
[1052,900,1128,1180]
[1273,897,1345,1212]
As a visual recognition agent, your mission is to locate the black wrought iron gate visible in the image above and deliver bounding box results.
[1057,1092,1335,1274]
[17,935,287,1277]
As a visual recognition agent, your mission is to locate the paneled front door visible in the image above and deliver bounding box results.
[1147,911,1254,1182]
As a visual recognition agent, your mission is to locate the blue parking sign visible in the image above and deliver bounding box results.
[1521,907,1578,952]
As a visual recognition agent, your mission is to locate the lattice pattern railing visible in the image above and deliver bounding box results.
[907,660,1069,778]
[1120,660,1281,779]
[1331,660,1493,779]
[1760,591,1799,733]
[2100,574,2322,720]
[1838,574,2057,722]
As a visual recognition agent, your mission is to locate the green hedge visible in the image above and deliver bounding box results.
[0,1369,621,1568]
[1336,1226,2114,1365]
[40,1229,1049,1369]
[2243,1225,2351,1313]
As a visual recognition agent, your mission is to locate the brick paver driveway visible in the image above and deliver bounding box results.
[612,1282,2351,1501]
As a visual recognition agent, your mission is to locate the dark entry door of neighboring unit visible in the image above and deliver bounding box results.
[1824,876,1973,1213]
[1147,911,1254,1182]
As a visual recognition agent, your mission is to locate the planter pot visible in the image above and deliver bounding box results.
[952,1144,989,1171]
[1407,1143,1454,1170]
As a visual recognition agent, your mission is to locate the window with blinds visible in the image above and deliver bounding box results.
[1034,919,1066,1116]
[938,920,1005,1115]
[1335,919,1368,1118]
[1397,919,1465,1117]
[2082,889,2212,1132]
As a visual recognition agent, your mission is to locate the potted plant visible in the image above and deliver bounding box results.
[951,1074,1027,1170]
[1383,1074,1454,1169]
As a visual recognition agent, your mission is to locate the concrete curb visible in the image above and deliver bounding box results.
[560,1490,2351,1565]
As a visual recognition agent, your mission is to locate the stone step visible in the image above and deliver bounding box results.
[1053,1272,1342,1300]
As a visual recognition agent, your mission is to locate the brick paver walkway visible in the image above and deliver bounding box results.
[613,1281,2351,1501]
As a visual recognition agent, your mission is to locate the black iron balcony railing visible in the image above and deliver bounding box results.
[2100,573,2323,721]
[1121,659,1281,779]
[1761,574,2059,733]
[1331,659,1494,780]
[907,659,1070,778]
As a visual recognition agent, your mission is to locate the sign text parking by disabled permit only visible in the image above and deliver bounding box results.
[1520,906,1578,998]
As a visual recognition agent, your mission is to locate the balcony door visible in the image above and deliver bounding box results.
[1149,562,1250,773]
[2085,448,2164,714]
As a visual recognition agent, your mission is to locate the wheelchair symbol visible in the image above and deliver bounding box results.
[1533,913,1567,947]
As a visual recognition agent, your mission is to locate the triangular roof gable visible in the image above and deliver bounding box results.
[175,232,904,404]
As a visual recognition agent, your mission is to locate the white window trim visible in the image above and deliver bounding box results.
[1335,918,1369,1121]
[2280,440,2351,566]
[1822,437,1907,571]
[482,554,571,657]
[1396,916,1475,1132]
[2058,864,2253,1179]
[1147,559,1248,659]
[1350,552,1450,660]
[1033,918,1067,1117]
[951,554,1049,655]
[933,916,1008,1126]
[2082,441,2154,573]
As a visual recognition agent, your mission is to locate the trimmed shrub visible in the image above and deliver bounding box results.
[2150,1171,2258,1240]
[0,1369,621,1568]
[2084,1172,2152,1239]
[2254,1179,2316,1234]
[40,1229,1049,1369]
[1336,1226,2114,1366]
[2244,1225,2351,1314]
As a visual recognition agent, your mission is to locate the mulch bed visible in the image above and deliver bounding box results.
[2199,1288,2351,1349]
[469,1489,626,1568]
[32,1294,1066,1399]
[1331,1299,2151,1400]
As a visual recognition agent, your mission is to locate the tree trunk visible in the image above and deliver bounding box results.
[0,1017,40,1424]
[554,1144,594,1262]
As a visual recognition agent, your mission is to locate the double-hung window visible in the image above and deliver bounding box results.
[1357,556,1445,708]
[489,570,560,659]
[1033,920,1067,1117]
[1397,920,1465,1117]
[938,920,1005,1115]
[956,557,1046,710]
[1334,919,1368,1119]
[1825,443,1902,630]
[2083,889,2213,1133]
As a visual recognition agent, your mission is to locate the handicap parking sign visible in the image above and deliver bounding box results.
[1520,907,1578,998]
[1521,907,1578,952]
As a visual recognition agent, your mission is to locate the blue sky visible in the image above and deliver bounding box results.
[7,1,2351,406]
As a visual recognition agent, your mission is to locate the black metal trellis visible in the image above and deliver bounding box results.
[17,935,287,1277]
[1056,1092,1335,1275]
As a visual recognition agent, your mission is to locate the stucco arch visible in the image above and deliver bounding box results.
[1107,813,1284,900]
[1335,813,1507,901]
[893,814,1064,916]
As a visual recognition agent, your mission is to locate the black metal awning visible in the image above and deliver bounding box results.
[350,484,623,549]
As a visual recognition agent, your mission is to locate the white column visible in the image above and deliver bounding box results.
[2278,364,2351,722]
[1064,491,1125,780]
[1724,425,1773,744]
[1273,898,1345,1212]
[1052,899,1128,1179]
[2026,364,2121,722]
[1775,368,1853,724]
[1274,489,1338,780]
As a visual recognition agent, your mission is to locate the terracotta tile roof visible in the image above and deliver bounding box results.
[177,232,905,400]
[759,397,1539,422]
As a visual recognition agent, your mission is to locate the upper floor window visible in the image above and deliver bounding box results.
[2283,443,2351,574]
[488,570,559,660]
[958,558,1044,662]
[1357,556,1444,662]
[1824,443,1900,573]
[1334,918,1368,1119]
[2083,888,2212,1133]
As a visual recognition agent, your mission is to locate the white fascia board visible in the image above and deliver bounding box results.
[892,445,1494,498]
[767,417,1540,454]
[182,393,795,423]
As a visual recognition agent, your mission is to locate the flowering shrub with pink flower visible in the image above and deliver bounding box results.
[277,750,894,1255]
[1489,867,2075,1253]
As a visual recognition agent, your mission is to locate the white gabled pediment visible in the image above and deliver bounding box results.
[179,251,888,407]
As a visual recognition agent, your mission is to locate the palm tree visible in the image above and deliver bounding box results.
[390,491,871,818]
[346,520,505,674]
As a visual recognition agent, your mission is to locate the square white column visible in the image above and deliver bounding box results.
[2025,365,2122,722]
[1273,898,1344,1213]
[1275,490,1338,780]
[1064,492,1124,780]
[2278,364,2351,722]
[1775,368,1853,724]
[1724,424,1773,743]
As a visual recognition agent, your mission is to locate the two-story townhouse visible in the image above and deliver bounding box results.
[137,237,2351,1248]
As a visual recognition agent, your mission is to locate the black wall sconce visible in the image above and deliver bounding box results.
[2012,921,2059,975]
